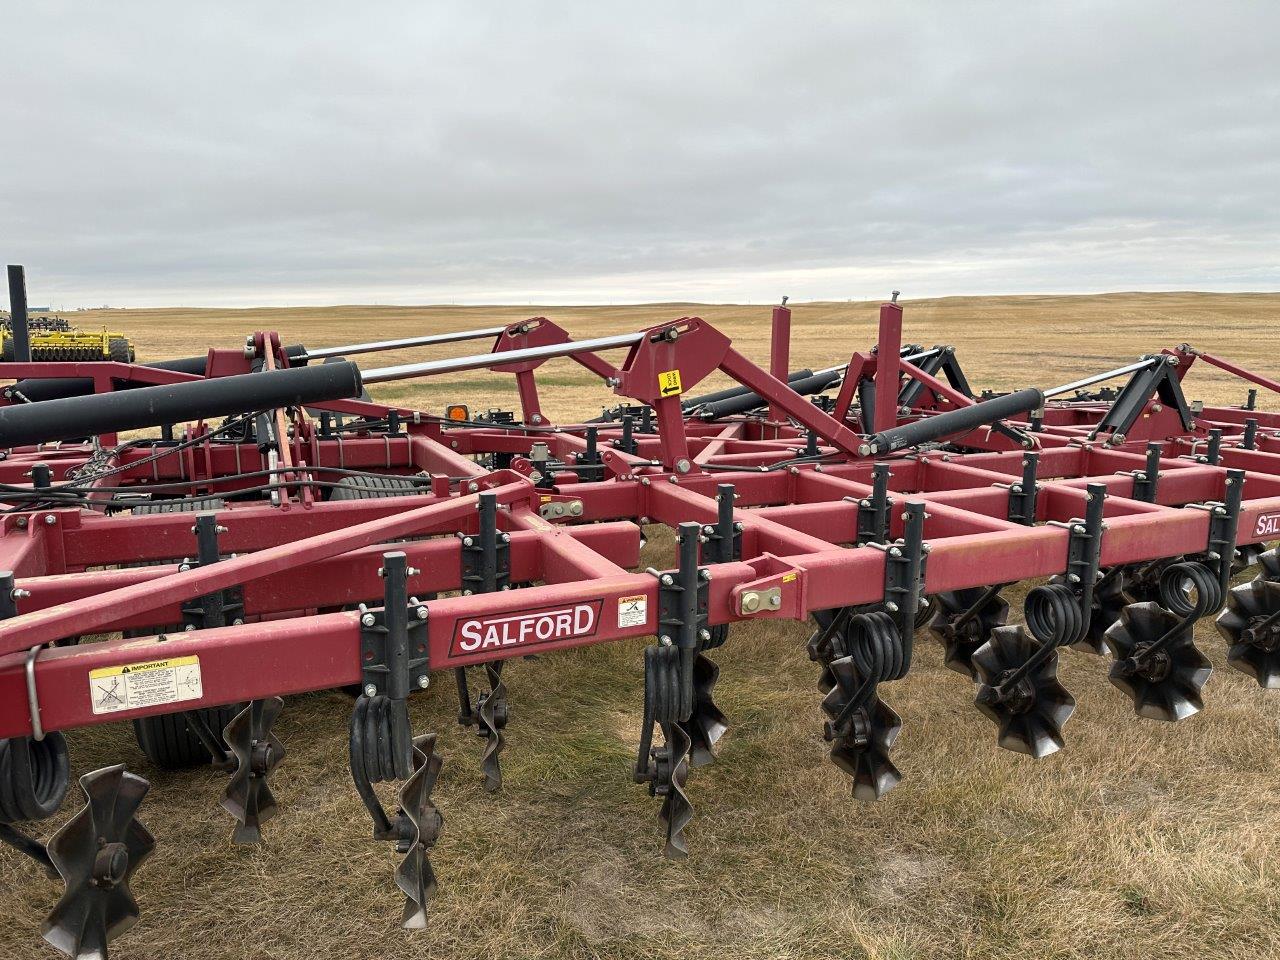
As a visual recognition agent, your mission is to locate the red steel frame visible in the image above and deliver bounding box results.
[1,306,1279,742]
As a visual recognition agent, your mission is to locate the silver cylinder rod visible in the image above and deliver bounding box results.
[361,331,644,384]
[1042,357,1163,400]
[302,325,508,361]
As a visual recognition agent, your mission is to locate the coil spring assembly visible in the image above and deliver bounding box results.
[1103,560,1221,721]
[0,734,71,874]
[1024,581,1087,647]
[1216,562,1280,688]
[819,610,906,800]
[635,643,694,858]
[350,694,416,795]
[1158,560,1223,619]
[0,733,70,825]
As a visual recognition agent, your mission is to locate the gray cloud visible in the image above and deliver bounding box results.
[3,1,1277,307]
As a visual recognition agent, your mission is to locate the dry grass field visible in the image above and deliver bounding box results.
[3,292,1280,960]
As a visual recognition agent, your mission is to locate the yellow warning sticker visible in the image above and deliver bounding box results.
[782,572,797,583]
[657,369,683,397]
[89,656,203,716]
[618,594,649,628]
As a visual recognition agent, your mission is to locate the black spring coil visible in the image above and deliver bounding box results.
[349,695,415,785]
[1158,560,1223,619]
[1024,582,1086,647]
[0,733,70,824]
[846,611,908,683]
[644,644,682,725]
[699,624,729,652]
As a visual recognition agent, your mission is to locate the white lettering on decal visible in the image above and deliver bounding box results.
[457,604,598,653]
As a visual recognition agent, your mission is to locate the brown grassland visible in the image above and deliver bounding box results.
[2,292,1280,960]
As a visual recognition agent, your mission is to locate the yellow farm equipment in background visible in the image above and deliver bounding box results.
[1,322,135,362]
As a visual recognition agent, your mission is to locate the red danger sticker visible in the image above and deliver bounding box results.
[1255,512,1280,538]
[451,601,602,656]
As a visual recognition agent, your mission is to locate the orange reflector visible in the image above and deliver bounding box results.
[445,404,470,422]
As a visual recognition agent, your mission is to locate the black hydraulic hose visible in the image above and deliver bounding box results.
[681,368,815,411]
[859,387,1044,456]
[5,345,310,402]
[696,368,844,421]
[0,361,363,448]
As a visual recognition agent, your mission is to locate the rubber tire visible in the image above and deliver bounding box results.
[132,704,243,770]
[130,496,225,518]
[329,474,426,500]
[108,337,132,363]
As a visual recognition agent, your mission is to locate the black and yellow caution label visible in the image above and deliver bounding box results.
[657,369,683,397]
[89,656,203,715]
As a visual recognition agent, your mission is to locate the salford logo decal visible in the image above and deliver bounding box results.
[1255,512,1280,538]
[452,601,602,656]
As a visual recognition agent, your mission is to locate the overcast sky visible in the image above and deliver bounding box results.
[3,2,1277,308]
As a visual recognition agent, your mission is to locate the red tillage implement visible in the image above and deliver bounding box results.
[1,272,1278,957]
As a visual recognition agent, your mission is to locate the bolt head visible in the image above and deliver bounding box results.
[463,537,474,547]
[885,602,899,613]
[361,613,376,627]
[417,606,428,619]
[417,675,430,689]
[889,547,902,558]
[184,624,196,632]
[698,629,711,641]
[659,635,672,646]
[43,514,56,525]
[742,592,760,612]
[660,574,674,586]
[364,683,378,697]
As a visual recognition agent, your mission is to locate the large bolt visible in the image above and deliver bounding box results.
[742,592,761,613]
[417,675,430,689]
[364,683,378,697]
[362,613,376,627]
[660,574,674,586]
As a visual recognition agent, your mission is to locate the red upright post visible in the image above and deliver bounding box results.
[873,296,904,433]
[768,299,792,423]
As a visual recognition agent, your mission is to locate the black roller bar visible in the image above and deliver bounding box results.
[695,368,845,421]
[0,361,363,448]
[681,368,816,412]
[858,387,1044,456]
[4,345,310,403]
